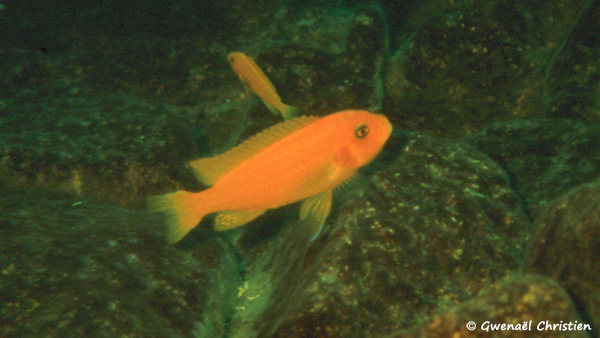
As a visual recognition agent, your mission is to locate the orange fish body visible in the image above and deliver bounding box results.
[148,110,392,243]
[228,52,298,120]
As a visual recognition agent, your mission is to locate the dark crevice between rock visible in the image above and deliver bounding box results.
[569,290,600,338]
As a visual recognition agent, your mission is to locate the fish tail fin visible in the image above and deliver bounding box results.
[281,104,299,121]
[264,101,281,117]
[147,191,206,244]
[264,101,299,120]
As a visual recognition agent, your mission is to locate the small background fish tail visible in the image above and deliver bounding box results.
[147,191,206,243]
[280,104,299,120]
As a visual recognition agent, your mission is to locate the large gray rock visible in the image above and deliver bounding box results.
[524,180,600,332]
[465,119,600,218]
[225,132,530,337]
[0,189,240,338]
[394,274,592,338]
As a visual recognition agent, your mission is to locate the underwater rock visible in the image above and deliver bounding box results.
[0,1,228,106]
[0,89,199,208]
[0,32,259,206]
[395,274,592,338]
[465,118,600,218]
[384,1,534,137]
[0,188,239,338]
[251,3,388,121]
[0,3,390,208]
[3,1,600,337]
[524,180,600,331]
[383,0,600,137]
[225,132,530,337]
[535,0,600,120]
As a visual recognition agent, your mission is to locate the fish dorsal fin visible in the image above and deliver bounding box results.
[190,115,319,185]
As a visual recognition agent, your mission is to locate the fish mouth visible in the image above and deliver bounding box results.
[375,113,393,141]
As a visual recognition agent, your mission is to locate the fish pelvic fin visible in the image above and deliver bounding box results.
[147,190,205,244]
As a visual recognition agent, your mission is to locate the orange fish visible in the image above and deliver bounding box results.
[148,110,392,243]
[228,52,298,120]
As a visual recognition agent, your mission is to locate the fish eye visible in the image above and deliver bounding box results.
[354,124,369,139]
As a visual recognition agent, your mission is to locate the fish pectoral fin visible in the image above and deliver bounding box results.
[214,209,267,231]
[336,173,368,194]
[299,190,333,240]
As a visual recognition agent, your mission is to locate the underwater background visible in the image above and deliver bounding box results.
[1,0,600,337]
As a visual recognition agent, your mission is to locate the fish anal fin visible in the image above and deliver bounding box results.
[215,209,267,231]
[190,116,319,185]
[299,190,333,240]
